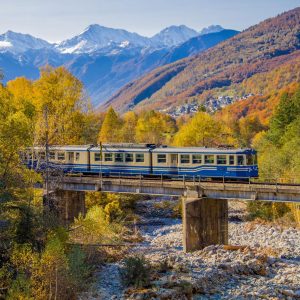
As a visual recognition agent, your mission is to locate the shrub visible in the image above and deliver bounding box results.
[104,200,123,223]
[120,255,151,288]
[246,201,290,221]
[71,205,124,245]
[85,192,138,222]
[172,198,183,218]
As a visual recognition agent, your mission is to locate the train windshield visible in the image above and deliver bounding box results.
[246,154,257,165]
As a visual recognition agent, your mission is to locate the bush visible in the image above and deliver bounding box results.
[172,198,183,218]
[104,200,123,223]
[246,201,290,221]
[85,192,138,222]
[120,255,151,288]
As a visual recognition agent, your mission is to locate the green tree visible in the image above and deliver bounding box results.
[268,86,300,144]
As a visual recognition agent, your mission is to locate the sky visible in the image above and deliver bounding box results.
[0,0,299,42]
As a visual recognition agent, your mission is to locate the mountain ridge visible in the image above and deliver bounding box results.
[101,7,300,113]
[0,25,235,106]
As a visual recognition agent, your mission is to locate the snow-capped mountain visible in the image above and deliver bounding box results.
[0,24,237,107]
[56,24,153,54]
[151,25,198,47]
[199,25,224,35]
[0,31,52,54]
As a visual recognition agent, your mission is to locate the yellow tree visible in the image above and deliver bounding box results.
[0,84,32,195]
[98,107,123,143]
[173,112,228,147]
[135,110,176,144]
[120,111,138,142]
[33,66,89,145]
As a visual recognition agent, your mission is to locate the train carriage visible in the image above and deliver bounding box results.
[26,145,93,173]
[25,144,258,180]
[89,145,152,175]
[151,147,258,179]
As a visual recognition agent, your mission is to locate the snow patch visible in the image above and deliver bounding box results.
[60,40,87,54]
[119,40,130,48]
[0,41,12,48]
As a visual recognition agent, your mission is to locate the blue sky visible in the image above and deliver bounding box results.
[0,0,299,42]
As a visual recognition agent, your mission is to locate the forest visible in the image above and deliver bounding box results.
[0,66,299,299]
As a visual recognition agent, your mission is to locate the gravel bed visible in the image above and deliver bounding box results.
[89,198,300,299]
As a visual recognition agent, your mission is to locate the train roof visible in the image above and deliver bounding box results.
[34,145,94,151]
[32,145,256,154]
[90,146,150,152]
[152,147,256,154]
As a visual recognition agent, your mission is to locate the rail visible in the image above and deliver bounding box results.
[63,172,300,186]
[45,173,300,203]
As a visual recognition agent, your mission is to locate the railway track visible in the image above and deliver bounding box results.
[63,173,300,187]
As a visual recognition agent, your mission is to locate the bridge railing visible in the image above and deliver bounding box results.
[65,172,300,186]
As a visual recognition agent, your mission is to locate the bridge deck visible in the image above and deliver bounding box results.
[49,176,300,203]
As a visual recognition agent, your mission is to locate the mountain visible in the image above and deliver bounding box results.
[101,8,300,113]
[162,29,239,64]
[0,24,236,106]
[199,25,224,35]
[150,25,198,47]
[56,24,153,54]
[0,31,52,54]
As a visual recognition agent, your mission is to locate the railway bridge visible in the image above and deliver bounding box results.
[46,175,300,252]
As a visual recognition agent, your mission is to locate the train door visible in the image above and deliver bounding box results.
[68,152,74,171]
[170,154,178,175]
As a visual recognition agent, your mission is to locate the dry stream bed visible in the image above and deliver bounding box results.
[84,198,300,300]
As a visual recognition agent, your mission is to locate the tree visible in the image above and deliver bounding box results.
[238,115,265,147]
[98,107,123,143]
[135,110,176,144]
[33,66,89,145]
[120,111,138,143]
[268,85,300,144]
[173,112,227,147]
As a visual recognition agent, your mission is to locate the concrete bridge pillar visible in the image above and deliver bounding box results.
[183,189,228,252]
[44,190,86,224]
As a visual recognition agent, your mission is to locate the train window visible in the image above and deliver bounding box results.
[57,152,65,160]
[217,155,227,165]
[68,152,73,161]
[237,155,244,165]
[204,155,215,164]
[39,152,45,160]
[157,154,166,163]
[75,152,80,161]
[253,154,257,164]
[246,155,254,165]
[136,153,144,163]
[115,153,124,162]
[125,153,134,162]
[229,155,235,165]
[94,153,101,161]
[49,151,55,160]
[180,154,190,164]
[104,153,113,162]
[192,154,202,164]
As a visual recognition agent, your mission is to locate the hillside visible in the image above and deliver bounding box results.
[102,7,300,113]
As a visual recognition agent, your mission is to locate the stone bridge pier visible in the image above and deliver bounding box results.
[44,190,86,224]
[45,187,229,252]
[182,188,228,252]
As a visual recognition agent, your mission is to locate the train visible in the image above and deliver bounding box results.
[24,144,259,180]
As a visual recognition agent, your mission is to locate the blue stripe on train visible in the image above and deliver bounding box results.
[27,161,258,178]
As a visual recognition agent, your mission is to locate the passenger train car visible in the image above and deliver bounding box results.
[24,144,258,179]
